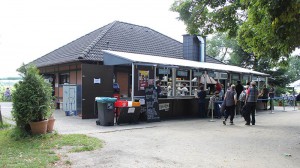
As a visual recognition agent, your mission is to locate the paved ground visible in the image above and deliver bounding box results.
[1,102,300,168]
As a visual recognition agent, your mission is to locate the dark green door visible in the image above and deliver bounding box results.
[81,64,114,119]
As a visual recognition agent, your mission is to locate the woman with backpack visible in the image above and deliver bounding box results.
[239,86,247,117]
[223,84,237,125]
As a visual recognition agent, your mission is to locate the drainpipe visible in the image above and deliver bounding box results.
[132,63,134,101]
[204,71,207,90]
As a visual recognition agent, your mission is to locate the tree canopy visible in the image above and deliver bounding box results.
[206,33,300,90]
[206,32,254,68]
[171,0,300,63]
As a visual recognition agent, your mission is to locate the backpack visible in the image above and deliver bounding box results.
[239,91,246,101]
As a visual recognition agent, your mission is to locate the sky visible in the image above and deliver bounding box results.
[0,0,187,78]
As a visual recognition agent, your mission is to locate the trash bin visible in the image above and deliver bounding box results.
[95,97,117,126]
[116,101,141,125]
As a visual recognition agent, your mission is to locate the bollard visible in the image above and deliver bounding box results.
[283,97,286,112]
[209,102,215,122]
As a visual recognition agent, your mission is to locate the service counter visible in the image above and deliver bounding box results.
[158,96,210,120]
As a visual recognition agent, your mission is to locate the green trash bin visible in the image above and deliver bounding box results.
[95,97,117,126]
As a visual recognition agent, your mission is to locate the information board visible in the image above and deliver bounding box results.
[145,86,160,122]
[158,68,171,75]
[177,70,188,77]
[193,71,203,77]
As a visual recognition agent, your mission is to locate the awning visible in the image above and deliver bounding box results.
[200,74,217,84]
[103,50,269,76]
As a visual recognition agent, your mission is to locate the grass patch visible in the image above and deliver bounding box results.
[0,128,103,168]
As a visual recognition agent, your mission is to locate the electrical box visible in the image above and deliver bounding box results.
[63,84,78,115]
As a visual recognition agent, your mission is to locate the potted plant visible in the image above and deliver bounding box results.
[47,100,56,133]
[12,64,53,135]
[47,113,55,133]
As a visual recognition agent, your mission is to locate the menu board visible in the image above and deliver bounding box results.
[158,68,171,75]
[145,86,160,122]
[193,71,203,77]
[177,70,188,76]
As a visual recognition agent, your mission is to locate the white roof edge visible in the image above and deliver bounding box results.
[102,50,270,77]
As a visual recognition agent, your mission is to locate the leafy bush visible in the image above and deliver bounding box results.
[12,64,53,133]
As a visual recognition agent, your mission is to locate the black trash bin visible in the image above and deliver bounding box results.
[95,97,117,126]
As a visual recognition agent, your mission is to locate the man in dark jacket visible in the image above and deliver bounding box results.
[236,81,244,115]
[244,81,259,125]
[296,93,300,106]
[268,84,275,110]
[198,86,207,118]
[296,93,300,101]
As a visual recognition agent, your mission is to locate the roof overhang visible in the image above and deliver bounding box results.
[103,50,270,77]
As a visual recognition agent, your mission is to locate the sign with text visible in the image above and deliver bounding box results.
[158,69,171,75]
[145,86,160,122]
[193,71,203,77]
[159,103,170,111]
[177,70,188,77]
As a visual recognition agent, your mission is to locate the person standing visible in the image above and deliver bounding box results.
[4,87,11,101]
[239,86,247,117]
[181,83,189,96]
[236,80,244,115]
[156,80,162,96]
[244,81,259,125]
[209,91,221,118]
[219,84,224,100]
[268,84,275,110]
[197,86,207,118]
[216,81,221,92]
[296,93,300,106]
[223,84,237,125]
[260,84,269,110]
[167,82,172,96]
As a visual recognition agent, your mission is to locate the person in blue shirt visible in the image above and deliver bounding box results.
[4,88,11,101]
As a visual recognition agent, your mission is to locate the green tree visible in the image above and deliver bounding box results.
[206,32,255,68]
[171,0,300,63]
[285,56,300,83]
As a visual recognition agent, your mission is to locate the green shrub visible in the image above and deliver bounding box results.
[11,64,53,133]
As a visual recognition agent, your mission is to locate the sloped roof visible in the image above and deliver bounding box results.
[31,21,224,67]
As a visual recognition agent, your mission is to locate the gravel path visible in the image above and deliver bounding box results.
[1,103,300,168]
[67,109,300,168]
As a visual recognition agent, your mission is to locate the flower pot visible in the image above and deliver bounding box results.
[29,120,48,135]
[47,117,55,133]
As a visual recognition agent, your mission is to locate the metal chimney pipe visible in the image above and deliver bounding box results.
[197,36,206,62]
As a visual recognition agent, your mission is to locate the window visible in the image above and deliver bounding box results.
[59,73,69,84]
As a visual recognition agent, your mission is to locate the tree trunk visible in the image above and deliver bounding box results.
[253,54,258,71]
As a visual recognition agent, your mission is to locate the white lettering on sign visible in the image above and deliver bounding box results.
[94,78,101,84]
[139,99,145,105]
[128,107,135,113]
[159,103,170,111]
